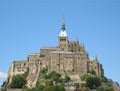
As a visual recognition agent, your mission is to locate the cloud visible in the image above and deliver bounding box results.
[0,72,7,78]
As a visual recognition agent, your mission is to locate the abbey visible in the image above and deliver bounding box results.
[6,18,104,88]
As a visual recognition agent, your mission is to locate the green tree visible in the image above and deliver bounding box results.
[81,83,87,88]
[43,85,65,91]
[36,81,45,90]
[86,77,94,89]
[49,71,61,78]
[10,74,26,88]
[45,71,62,83]
[64,75,70,82]
[45,80,53,87]
[96,86,105,91]
[90,69,96,75]
[74,88,89,91]
[86,76,101,89]
[23,88,41,91]
[106,87,114,91]
[1,81,6,87]
[75,83,80,88]
[41,67,48,74]
[100,76,108,83]
[81,74,88,81]
[94,77,101,87]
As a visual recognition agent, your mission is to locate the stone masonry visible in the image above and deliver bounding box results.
[5,17,104,88]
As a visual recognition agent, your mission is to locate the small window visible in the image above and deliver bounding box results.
[62,48,64,51]
[24,63,26,66]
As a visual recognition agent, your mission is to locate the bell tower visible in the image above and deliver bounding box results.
[58,16,69,52]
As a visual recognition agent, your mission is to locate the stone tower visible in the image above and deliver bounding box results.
[58,17,69,52]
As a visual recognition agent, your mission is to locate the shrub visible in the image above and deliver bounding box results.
[10,74,26,88]
[86,76,101,89]
[43,85,65,91]
[64,75,70,82]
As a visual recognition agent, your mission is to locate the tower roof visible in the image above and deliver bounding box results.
[61,16,65,30]
[59,16,67,37]
[59,30,67,37]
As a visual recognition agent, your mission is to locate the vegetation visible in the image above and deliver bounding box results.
[36,82,45,90]
[23,88,40,91]
[75,83,80,88]
[81,74,88,81]
[81,74,101,89]
[4,67,115,91]
[96,86,104,91]
[74,88,89,91]
[9,74,26,88]
[24,67,67,91]
[100,76,108,83]
[24,67,114,91]
[86,76,101,89]
[90,69,96,75]
[106,86,114,91]
[43,85,65,91]
[80,74,115,91]
[96,86,114,91]
[44,71,63,83]
[41,67,48,74]
[1,81,6,87]
[64,75,71,82]
[1,81,7,91]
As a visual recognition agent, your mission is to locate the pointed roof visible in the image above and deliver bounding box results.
[59,16,67,37]
[59,30,67,37]
[61,15,65,31]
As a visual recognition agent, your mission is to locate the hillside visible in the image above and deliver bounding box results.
[2,67,120,91]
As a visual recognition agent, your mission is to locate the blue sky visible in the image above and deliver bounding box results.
[0,0,120,86]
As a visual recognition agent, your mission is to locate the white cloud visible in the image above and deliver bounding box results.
[0,72,7,78]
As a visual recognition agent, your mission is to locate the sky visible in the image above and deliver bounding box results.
[0,0,120,86]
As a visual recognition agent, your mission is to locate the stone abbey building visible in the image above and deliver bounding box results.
[6,18,104,88]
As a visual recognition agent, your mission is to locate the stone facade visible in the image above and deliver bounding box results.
[5,18,104,88]
[112,82,120,91]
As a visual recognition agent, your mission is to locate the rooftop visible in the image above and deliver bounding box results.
[41,47,57,49]
[59,30,67,37]
[50,51,85,54]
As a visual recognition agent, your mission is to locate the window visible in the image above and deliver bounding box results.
[60,39,66,42]
[24,63,26,66]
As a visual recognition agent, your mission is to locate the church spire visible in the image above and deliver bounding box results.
[59,16,67,37]
[61,15,65,31]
